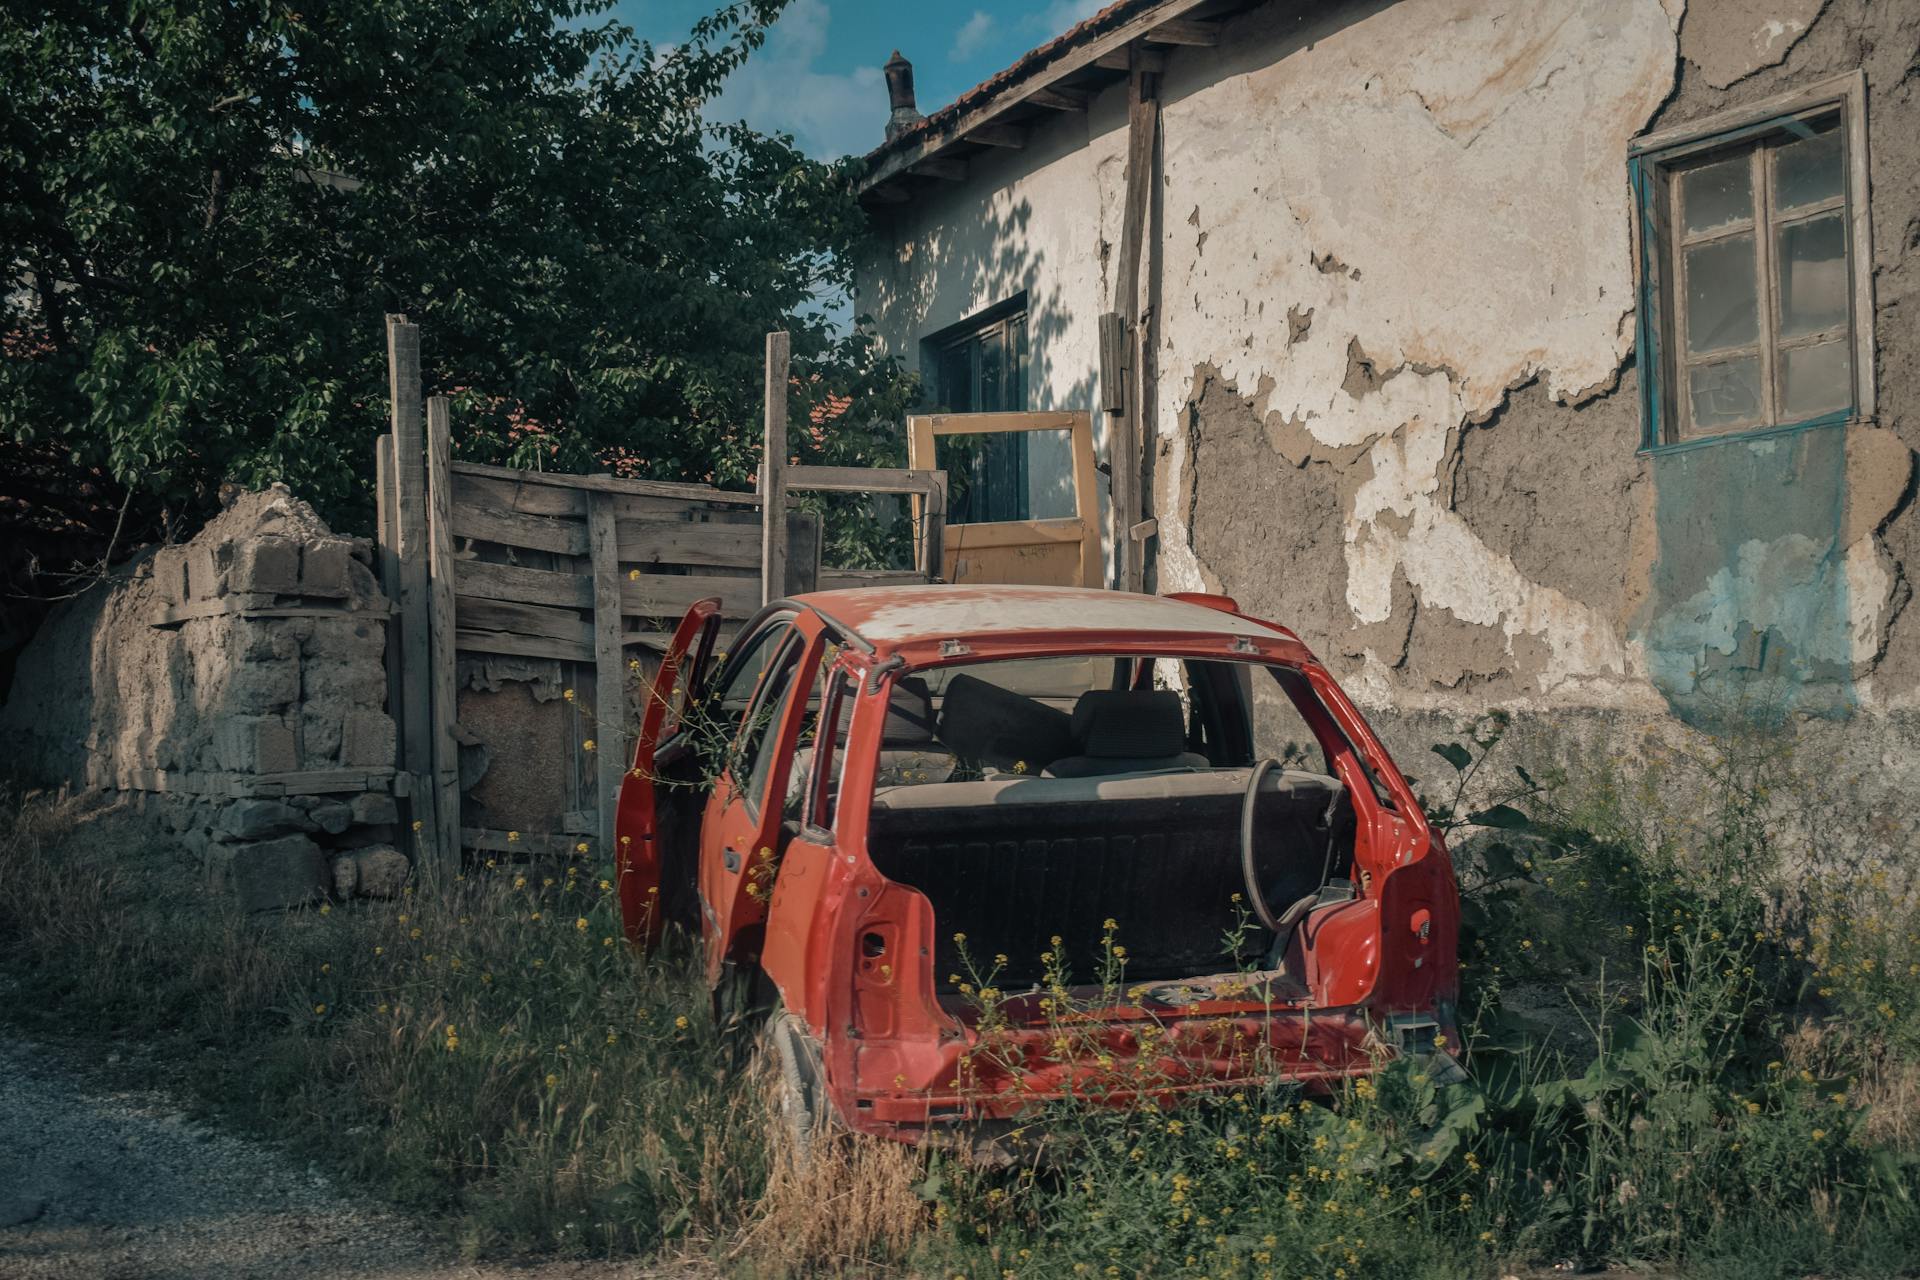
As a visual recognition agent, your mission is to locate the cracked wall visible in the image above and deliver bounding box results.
[861,0,1920,739]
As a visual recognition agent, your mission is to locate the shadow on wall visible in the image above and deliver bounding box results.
[1637,427,1853,729]
[864,191,1100,527]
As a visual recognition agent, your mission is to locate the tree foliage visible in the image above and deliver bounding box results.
[0,0,913,547]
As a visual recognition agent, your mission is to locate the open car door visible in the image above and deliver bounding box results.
[615,597,722,945]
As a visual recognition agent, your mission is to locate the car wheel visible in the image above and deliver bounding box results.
[765,1010,830,1165]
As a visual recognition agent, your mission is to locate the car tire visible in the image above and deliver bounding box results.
[765,1010,830,1165]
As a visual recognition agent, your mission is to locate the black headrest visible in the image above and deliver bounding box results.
[881,676,938,746]
[1069,689,1186,759]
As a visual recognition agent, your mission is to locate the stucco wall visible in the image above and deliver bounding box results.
[859,0,1920,750]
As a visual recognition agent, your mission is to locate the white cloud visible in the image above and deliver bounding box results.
[707,0,885,159]
[951,10,996,61]
[1025,0,1105,36]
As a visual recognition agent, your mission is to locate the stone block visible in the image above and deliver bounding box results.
[352,846,411,898]
[228,834,326,911]
[186,542,225,600]
[219,799,309,840]
[230,535,300,596]
[152,547,189,605]
[221,660,299,716]
[310,801,353,835]
[299,539,352,599]
[218,718,298,774]
[340,710,397,768]
[349,792,399,826]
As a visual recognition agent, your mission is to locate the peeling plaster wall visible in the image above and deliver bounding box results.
[858,0,1920,755]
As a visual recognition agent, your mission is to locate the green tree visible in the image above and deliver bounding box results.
[0,0,912,550]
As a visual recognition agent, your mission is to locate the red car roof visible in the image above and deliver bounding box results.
[791,584,1298,654]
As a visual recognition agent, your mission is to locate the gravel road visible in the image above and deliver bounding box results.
[0,1038,666,1280]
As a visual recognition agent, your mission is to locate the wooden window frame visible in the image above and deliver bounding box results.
[1630,72,1875,452]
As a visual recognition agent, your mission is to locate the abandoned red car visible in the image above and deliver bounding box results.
[615,584,1459,1147]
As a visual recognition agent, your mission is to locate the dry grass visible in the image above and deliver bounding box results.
[741,1112,932,1272]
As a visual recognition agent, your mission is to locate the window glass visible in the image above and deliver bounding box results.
[1773,119,1843,210]
[1776,214,1847,337]
[1684,235,1758,352]
[1781,341,1851,418]
[1681,153,1751,234]
[1688,358,1763,432]
[1648,106,1857,443]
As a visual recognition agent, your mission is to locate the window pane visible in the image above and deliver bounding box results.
[934,342,973,413]
[1681,153,1752,235]
[1780,341,1850,419]
[1773,118,1843,211]
[1685,234,1758,353]
[1688,357,1762,432]
[1776,213,1848,337]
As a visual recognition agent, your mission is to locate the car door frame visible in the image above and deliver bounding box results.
[696,613,827,984]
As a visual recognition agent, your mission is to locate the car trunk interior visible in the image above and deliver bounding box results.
[868,768,1355,992]
[859,655,1360,994]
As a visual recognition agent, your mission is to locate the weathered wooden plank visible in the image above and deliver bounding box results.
[424,396,461,880]
[456,559,592,610]
[621,572,762,620]
[588,492,626,859]
[615,518,762,568]
[458,597,593,647]
[387,314,440,861]
[818,568,928,590]
[760,330,790,607]
[455,627,591,663]
[450,499,588,556]
[938,516,1087,549]
[452,470,587,519]
[784,465,947,495]
[786,509,821,596]
[917,410,1084,436]
[375,437,404,762]
[451,458,761,506]
[115,766,396,797]
[150,599,393,627]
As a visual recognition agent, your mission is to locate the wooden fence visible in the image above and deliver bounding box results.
[376,318,948,877]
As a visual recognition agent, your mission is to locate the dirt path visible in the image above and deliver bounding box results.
[0,1038,666,1280]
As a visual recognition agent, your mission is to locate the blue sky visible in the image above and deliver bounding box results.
[611,0,1105,158]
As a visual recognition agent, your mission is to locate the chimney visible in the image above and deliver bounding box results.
[884,50,922,141]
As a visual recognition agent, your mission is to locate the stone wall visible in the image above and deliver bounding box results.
[0,487,409,909]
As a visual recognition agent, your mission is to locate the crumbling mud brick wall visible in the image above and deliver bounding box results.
[1149,0,1920,785]
[862,0,1920,803]
[0,487,409,909]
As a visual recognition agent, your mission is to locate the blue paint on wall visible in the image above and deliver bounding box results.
[1637,425,1854,729]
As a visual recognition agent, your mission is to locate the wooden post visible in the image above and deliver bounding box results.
[386,314,440,868]
[760,330,791,606]
[1111,47,1160,594]
[374,434,404,794]
[587,492,625,858]
[424,396,460,878]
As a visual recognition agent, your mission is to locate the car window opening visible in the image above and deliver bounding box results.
[851,653,1369,1008]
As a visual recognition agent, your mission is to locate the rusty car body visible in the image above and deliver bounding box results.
[615,584,1460,1145]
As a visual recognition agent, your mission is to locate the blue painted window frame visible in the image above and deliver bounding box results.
[1631,96,1864,456]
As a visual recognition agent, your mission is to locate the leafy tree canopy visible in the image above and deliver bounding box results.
[0,0,911,551]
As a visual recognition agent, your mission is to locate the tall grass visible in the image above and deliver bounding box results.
[4,714,1920,1278]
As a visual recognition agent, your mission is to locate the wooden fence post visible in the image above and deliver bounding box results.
[386,314,440,873]
[424,396,461,878]
[760,330,790,606]
[587,492,625,858]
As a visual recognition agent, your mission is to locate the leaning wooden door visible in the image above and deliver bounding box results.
[906,410,1102,588]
